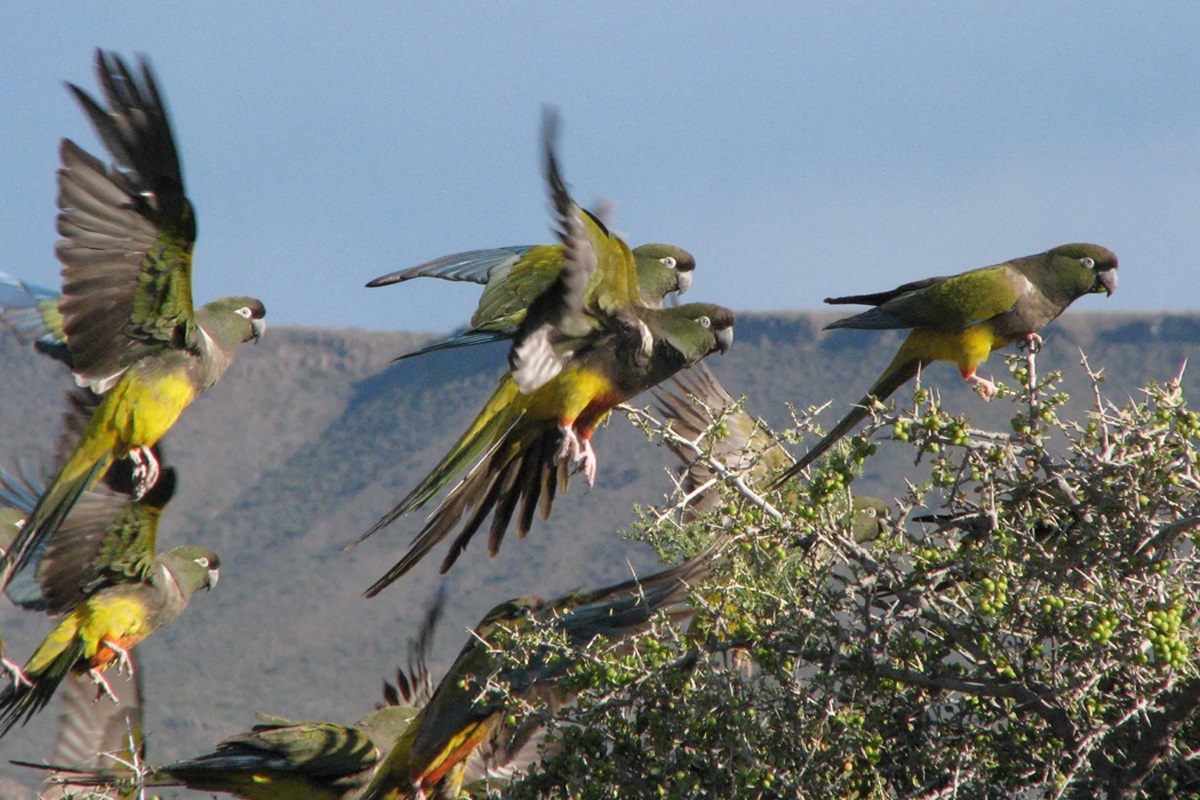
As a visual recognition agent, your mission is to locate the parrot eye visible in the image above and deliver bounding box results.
[660,256,677,270]
[1079,257,1095,269]
[235,306,253,319]
[195,556,210,568]
[698,316,711,329]
[864,508,877,518]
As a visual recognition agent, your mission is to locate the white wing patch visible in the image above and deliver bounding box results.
[76,365,130,395]
[511,327,572,394]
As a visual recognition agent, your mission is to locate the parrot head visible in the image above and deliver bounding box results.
[674,303,736,357]
[198,296,267,347]
[632,243,697,301]
[161,544,221,595]
[1049,243,1119,298]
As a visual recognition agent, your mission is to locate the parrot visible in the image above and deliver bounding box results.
[1,49,265,593]
[654,364,891,548]
[0,538,219,737]
[28,586,531,799]
[0,395,217,737]
[355,109,734,593]
[774,243,1117,483]
[360,551,714,800]
[368,241,695,361]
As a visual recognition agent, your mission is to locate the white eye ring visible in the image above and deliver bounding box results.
[1080,257,1095,269]
[660,256,677,270]
[236,306,253,319]
[195,556,210,568]
[698,316,711,329]
[864,508,877,518]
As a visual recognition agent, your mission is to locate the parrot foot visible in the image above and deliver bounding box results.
[1,656,30,689]
[966,374,997,401]
[1020,332,1044,353]
[555,424,581,464]
[576,438,598,486]
[103,639,135,676]
[554,425,598,486]
[129,446,160,499]
[88,669,120,704]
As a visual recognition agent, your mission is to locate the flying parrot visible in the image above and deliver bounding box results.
[0,535,218,738]
[355,110,734,594]
[774,243,1118,483]
[653,362,793,520]
[367,241,695,360]
[360,552,714,800]
[0,402,218,736]
[28,587,526,799]
[0,49,265,593]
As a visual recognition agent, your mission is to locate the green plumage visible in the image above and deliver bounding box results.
[0,50,265,594]
[361,553,716,800]
[775,243,1118,483]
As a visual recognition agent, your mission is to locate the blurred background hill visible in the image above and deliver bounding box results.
[1,311,1197,796]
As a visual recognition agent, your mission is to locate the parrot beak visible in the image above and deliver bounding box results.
[1096,269,1118,297]
[206,567,220,590]
[715,326,734,354]
[675,269,693,296]
[250,318,266,343]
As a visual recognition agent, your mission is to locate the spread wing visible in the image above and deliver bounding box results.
[57,50,198,393]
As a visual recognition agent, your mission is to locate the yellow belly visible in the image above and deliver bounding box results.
[525,365,616,425]
[25,594,149,674]
[897,322,1006,378]
[99,366,198,456]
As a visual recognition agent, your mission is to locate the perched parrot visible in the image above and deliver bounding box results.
[775,243,1118,483]
[355,110,734,594]
[367,241,695,360]
[0,49,265,592]
[360,553,714,800]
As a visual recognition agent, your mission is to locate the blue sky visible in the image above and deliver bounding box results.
[2,4,1197,332]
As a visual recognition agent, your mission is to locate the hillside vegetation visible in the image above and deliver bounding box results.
[1,311,1197,796]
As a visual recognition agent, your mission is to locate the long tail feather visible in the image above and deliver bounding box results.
[773,356,922,486]
[393,329,510,361]
[364,428,562,597]
[350,379,525,549]
[1,456,108,592]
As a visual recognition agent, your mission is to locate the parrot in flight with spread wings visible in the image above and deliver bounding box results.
[355,110,733,594]
[1,50,264,595]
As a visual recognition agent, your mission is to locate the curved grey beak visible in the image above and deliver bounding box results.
[251,319,266,343]
[206,567,220,590]
[715,326,734,354]
[675,269,693,296]
[1097,269,1118,297]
